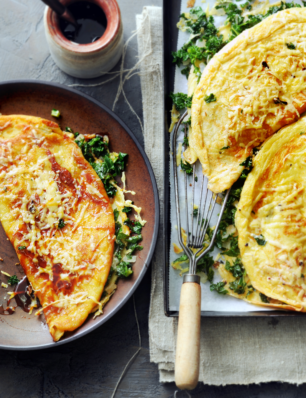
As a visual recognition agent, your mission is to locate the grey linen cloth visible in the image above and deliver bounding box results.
[136,6,306,385]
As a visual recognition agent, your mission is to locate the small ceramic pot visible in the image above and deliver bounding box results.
[44,0,123,79]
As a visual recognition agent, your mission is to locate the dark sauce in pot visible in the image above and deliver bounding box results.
[59,1,107,44]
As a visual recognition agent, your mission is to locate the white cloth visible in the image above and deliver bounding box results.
[137,5,306,386]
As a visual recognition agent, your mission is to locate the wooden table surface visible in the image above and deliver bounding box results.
[1,1,306,397]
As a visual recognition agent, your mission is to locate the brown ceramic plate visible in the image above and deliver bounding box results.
[0,80,159,350]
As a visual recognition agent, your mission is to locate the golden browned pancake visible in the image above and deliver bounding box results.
[189,8,306,193]
[236,115,306,311]
[0,115,115,340]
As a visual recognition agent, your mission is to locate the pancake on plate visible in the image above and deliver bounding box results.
[236,115,306,311]
[189,8,306,193]
[0,115,115,340]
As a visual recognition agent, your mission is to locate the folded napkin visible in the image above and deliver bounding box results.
[137,4,306,386]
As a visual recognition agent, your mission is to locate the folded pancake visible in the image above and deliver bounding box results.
[189,8,306,193]
[0,115,115,340]
[236,115,306,311]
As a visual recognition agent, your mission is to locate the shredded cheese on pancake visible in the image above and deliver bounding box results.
[0,115,115,341]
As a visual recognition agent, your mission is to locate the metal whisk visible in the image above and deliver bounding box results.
[173,110,230,391]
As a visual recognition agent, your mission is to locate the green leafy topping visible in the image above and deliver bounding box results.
[229,276,247,294]
[300,132,305,135]
[204,93,217,103]
[65,126,73,133]
[193,208,198,217]
[225,258,244,278]
[173,254,188,263]
[181,159,193,175]
[286,42,296,49]
[113,209,119,222]
[123,219,143,235]
[58,219,65,229]
[222,236,240,257]
[210,281,228,295]
[18,246,26,250]
[254,234,266,246]
[183,136,189,147]
[51,109,60,118]
[246,285,255,297]
[239,155,253,179]
[259,293,270,303]
[170,93,193,110]
[197,253,215,282]
[122,206,132,214]
[7,275,19,286]
[220,146,230,150]
[116,262,133,278]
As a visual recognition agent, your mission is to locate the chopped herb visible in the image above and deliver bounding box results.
[221,236,240,257]
[246,285,255,297]
[181,159,193,175]
[229,276,246,294]
[65,127,73,133]
[197,253,215,282]
[220,146,230,150]
[58,219,65,229]
[225,258,244,278]
[7,275,19,286]
[286,42,296,50]
[170,93,193,111]
[254,234,266,246]
[210,281,228,295]
[183,136,189,147]
[204,93,217,103]
[239,155,253,179]
[193,208,198,217]
[123,219,143,235]
[113,209,119,222]
[300,132,305,135]
[51,109,60,118]
[122,206,132,214]
[173,254,188,263]
[18,246,26,250]
[116,261,133,278]
[259,293,270,303]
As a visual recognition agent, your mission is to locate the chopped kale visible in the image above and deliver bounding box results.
[229,276,246,294]
[58,219,65,229]
[254,234,266,246]
[210,281,228,295]
[204,93,217,103]
[18,245,26,250]
[197,253,214,282]
[122,206,132,214]
[221,236,240,257]
[240,155,253,179]
[286,42,296,49]
[7,275,19,286]
[225,258,244,278]
[259,293,270,303]
[173,254,189,263]
[123,219,143,235]
[65,126,73,133]
[183,136,189,147]
[220,146,230,150]
[181,159,193,175]
[170,92,193,110]
[113,209,119,222]
[116,261,133,278]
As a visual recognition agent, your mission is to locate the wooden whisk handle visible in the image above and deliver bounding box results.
[175,275,201,390]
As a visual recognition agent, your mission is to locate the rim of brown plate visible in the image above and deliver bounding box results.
[0,80,159,351]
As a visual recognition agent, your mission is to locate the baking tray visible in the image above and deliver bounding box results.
[0,80,159,350]
[162,0,301,317]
